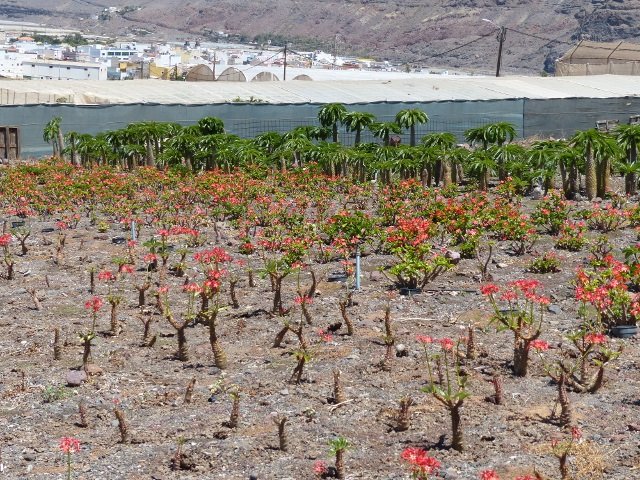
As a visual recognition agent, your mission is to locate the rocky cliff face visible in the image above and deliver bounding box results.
[5,0,640,74]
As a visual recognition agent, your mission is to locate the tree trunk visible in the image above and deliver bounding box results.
[585,144,597,200]
[145,140,155,168]
[625,172,637,195]
[176,326,188,362]
[442,159,452,187]
[450,403,464,452]
[513,340,529,377]
[335,450,345,479]
[209,311,227,369]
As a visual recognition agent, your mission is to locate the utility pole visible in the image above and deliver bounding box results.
[283,44,287,81]
[495,26,506,77]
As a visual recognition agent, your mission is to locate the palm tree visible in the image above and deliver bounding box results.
[127,122,162,168]
[466,150,497,191]
[570,129,618,199]
[317,103,347,143]
[395,109,429,147]
[369,121,401,146]
[465,122,517,181]
[342,111,376,146]
[253,131,284,155]
[422,132,457,185]
[43,116,64,158]
[615,124,640,195]
[63,131,82,166]
[197,116,225,135]
[308,141,350,177]
[529,139,580,197]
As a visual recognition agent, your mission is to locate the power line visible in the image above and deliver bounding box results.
[411,31,495,64]
[505,27,574,47]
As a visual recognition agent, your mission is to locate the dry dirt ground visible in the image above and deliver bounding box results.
[0,199,639,479]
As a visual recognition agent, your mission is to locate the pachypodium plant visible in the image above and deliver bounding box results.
[419,336,469,451]
[578,202,628,233]
[194,247,232,368]
[531,190,570,235]
[0,233,14,280]
[575,255,640,329]
[551,426,583,479]
[536,328,623,393]
[385,217,453,290]
[329,437,350,480]
[527,251,561,274]
[481,280,549,377]
[555,221,588,251]
[59,436,81,480]
[400,447,440,479]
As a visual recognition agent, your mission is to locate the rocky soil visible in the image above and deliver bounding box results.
[0,191,639,479]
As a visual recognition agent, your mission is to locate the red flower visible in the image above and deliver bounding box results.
[317,329,333,342]
[0,233,11,247]
[480,284,499,296]
[480,470,500,480]
[530,339,550,351]
[571,426,582,440]
[84,296,103,313]
[182,283,202,294]
[584,333,607,345]
[416,335,433,344]
[294,295,313,305]
[97,270,115,281]
[439,338,455,351]
[313,460,328,475]
[119,264,134,274]
[401,447,440,475]
[59,436,81,454]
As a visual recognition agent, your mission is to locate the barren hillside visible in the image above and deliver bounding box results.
[5,0,640,74]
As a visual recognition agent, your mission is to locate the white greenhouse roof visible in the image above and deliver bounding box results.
[0,74,638,105]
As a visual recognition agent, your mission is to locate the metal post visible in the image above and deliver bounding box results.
[496,26,506,77]
[283,44,287,81]
[355,246,361,291]
[131,221,137,241]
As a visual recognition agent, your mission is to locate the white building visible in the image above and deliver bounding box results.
[22,60,107,80]
[99,48,137,60]
[0,49,37,78]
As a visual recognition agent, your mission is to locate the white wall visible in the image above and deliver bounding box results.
[22,61,107,80]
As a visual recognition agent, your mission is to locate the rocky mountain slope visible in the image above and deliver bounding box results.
[4,0,640,74]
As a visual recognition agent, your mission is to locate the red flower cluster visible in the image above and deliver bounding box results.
[97,270,115,282]
[0,233,11,248]
[529,339,550,352]
[400,447,440,477]
[84,296,103,313]
[481,279,550,305]
[59,436,81,454]
[194,247,232,264]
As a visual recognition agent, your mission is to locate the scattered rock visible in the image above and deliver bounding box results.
[395,344,408,357]
[85,364,104,376]
[530,186,544,200]
[547,304,562,315]
[496,263,508,269]
[22,452,36,462]
[369,270,385,282]
[445,250,461,265]
[66,370,87,387]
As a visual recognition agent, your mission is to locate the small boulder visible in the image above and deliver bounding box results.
[66,370,87,387]
[445,250,461,265]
